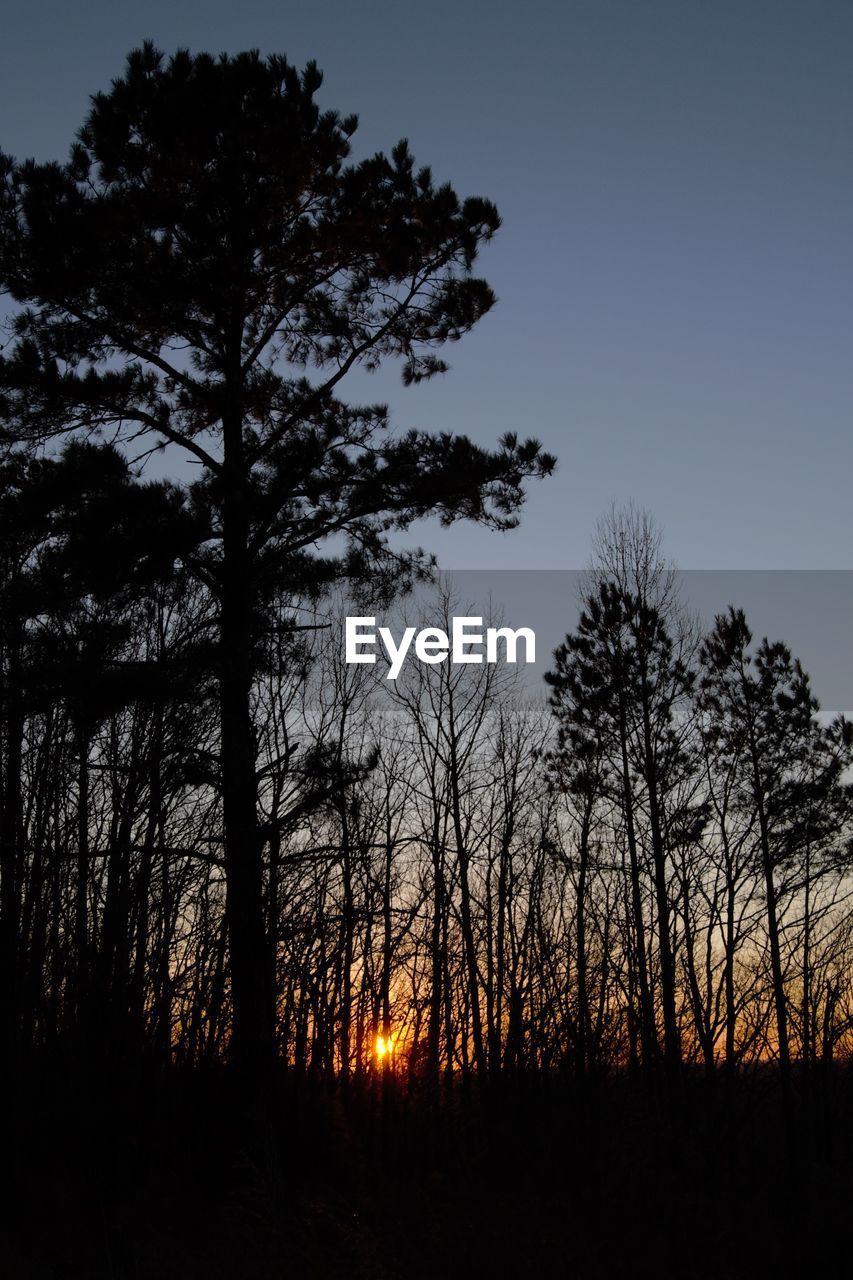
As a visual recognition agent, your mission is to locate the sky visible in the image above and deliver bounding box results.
[1,0,851,569]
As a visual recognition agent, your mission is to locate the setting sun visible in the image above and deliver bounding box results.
[375,1034,393,1060]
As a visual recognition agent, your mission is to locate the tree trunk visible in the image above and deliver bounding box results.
[220,404,275,1093]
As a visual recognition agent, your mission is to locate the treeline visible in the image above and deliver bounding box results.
[1,47,851,1155]
[2,473,851,1106]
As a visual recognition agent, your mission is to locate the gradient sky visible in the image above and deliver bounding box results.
[2,0,851,568]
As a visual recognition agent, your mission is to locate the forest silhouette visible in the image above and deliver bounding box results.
[1,44,852,1280]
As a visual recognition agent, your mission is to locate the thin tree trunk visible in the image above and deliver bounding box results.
[220,401,275,1095]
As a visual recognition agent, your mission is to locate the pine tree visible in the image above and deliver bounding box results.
[0,44,554,1088]
[698,607,853,1136]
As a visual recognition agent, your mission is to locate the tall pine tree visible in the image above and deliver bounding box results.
[0,45,554,1087]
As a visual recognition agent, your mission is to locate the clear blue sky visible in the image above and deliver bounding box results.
[2,0,851,568]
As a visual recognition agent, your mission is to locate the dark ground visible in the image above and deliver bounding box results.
[3,1066,851,1279]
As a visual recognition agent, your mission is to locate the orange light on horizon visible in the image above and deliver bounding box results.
[375,1033,393,1060]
